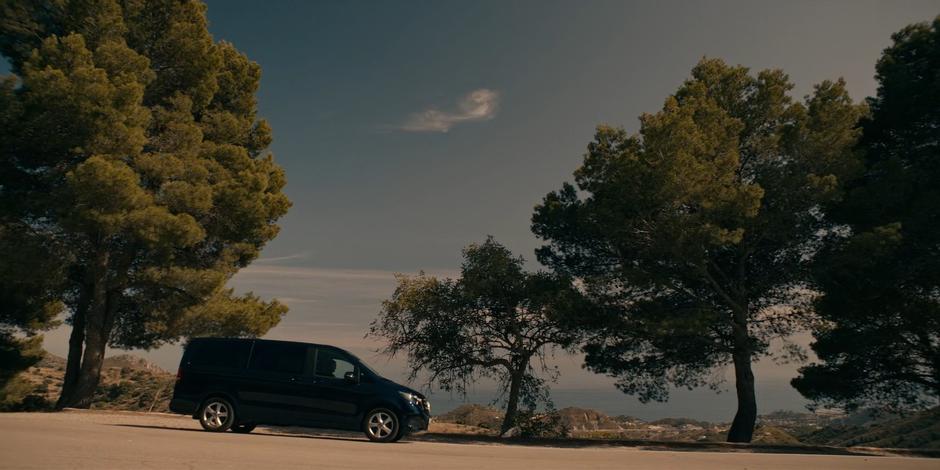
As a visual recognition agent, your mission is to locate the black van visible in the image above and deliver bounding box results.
[169,338,430,442]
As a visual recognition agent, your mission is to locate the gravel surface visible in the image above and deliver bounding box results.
[0,410,936,470]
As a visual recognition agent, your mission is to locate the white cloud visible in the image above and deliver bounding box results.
[399,88,499,132]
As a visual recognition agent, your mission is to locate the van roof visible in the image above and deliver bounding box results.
[185,337,380,379]
[188,337,350,353]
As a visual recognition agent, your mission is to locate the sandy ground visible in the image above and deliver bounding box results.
[0,410,935,470]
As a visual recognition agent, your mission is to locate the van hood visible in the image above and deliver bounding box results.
[379,377,425,398]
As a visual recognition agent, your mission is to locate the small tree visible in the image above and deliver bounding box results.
[532,58,864,442]
[370,237,583,434]
[793,16,940,410]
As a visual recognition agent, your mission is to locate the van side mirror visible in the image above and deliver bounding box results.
[343,371,358,384]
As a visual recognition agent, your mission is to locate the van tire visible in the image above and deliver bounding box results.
[198,397,236,432]
[232,423,256,434]
[363,408,399,442]
[391,424,407,442]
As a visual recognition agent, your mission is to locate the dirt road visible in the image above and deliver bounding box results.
[0,411,934,469]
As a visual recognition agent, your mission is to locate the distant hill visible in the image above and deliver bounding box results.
[648,417,714,429]
[800,407,940,449]
[3,351,174,412]
[436,404,503,430]
[433,403,938,448]
[102,355,170,375]
[557,407,627,431]
[435,404,731,441]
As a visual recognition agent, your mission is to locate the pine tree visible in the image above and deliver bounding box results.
[371,238,584,433]
[793,16,940,410]
[0,0,290,408]
[532,58,863,442]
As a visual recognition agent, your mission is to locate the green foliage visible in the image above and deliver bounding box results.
[794,16,940,410]
[0,375,48,411]
[169,289,287,341]
[532,58,863,441]
[0,224,65,332]
[371,237,584,432]
[0,0,289,406]
[514,407,570,439]
[0,195,64,385]
[0,334,44,391]
[0,335,52,411]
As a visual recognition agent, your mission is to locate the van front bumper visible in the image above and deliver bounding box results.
[403,413,430,433]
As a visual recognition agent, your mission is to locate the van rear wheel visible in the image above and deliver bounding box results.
[364,408,399,442]
[199,397,235,432]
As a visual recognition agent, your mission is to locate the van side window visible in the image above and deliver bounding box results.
[249,342,306,375]
[315,348,356,379]
[189,340,251,369]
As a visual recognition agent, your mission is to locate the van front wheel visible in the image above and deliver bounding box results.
[364,408,399,442]
[199,397,235,432]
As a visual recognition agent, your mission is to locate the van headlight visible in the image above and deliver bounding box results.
[399,391,430,413]
[399,391,419,405]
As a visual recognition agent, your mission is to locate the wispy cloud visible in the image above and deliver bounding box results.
[399,89,500,132]
[237,265,428,281]
[255,251,311,264]
[226,265,458,356]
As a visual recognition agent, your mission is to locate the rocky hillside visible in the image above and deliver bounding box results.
[3,352,174,412]
[434,404,734,441]
[103,355,170,374]
[557,406,632,431]
[435,403,939,448]
[799,407,940,449]
[435,403,503,430]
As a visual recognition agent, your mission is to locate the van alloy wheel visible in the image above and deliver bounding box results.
[199,398,235,432]
[364,409,398,442]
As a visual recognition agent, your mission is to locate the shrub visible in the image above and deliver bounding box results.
[515,408,570,438]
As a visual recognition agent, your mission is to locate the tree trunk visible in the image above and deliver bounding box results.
[727,325,757,443]
[55,293,87,409]
[500,368,524,435]
[60,250,112,409]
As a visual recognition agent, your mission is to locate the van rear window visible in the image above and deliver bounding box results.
[248,342,306,375]
[188,340,251,369]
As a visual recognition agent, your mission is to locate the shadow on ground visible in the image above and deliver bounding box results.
[112,424,373,445]
[414,432,940,458]
[111,422,940,459]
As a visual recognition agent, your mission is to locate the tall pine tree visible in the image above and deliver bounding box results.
[0,0,290,408]
[532,58,863,442]
[794,16,940,410]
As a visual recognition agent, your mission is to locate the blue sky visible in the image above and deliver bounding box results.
[198,0,940,270]
[22,0,940,420]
